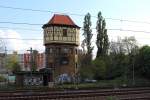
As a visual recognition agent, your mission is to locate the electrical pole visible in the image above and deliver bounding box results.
[132,55,135,86]
[27,47,33,71]
[27,47,34,86]
[4,46,6,63]
[4,47,9,84]
[4,47,7,71]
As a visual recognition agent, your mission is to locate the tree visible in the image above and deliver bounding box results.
[79,54,94,80]
[122,36,138,54]
[103,29,109,54]
[108,53,128,79]
[80,13,93,80]
[0,40,6,71]
[96,11,109,57]
[136,46,150,78]
[109,37,139,80]
[110,36,138,55]
[109,37,125,54]
[92,57,107,79]
[6,52,21,73]
[83,13,93,57]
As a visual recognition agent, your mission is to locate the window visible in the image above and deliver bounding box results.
[56,47,60,54]
[75,49,78,54]
[49,48,53,53]
[60,57,69,65]
[63,48,69,53]
[63,29,67,37]
[70,48,73,54]
[75,63,78,69]
[46,48,49,53]
[49,63,53,68]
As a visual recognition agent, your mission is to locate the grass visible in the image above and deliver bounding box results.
[57,76,150,89]
[0,76,149,91]
[106,96,119,100]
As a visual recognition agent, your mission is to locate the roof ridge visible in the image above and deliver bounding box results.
[54,14,68,16]
[43,14,80,28]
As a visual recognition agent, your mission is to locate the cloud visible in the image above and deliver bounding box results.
[0,30,23,53]
[106,17,150,46]
[25,39,44,53]
[0,30,44,53]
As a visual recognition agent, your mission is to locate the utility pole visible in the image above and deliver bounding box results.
[27,47,34,71]
[4,47,7,64]
[4,47,7,71]
[4,47,9,85]
[27,47,34,86]
[132,48,136,86]
[132,55,135,86]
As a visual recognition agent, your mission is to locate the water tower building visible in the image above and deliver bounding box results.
[42,14,80,82]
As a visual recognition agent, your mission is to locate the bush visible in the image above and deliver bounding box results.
[0,75,6,82]
[92,57,107,79]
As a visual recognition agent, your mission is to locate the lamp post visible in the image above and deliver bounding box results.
[27,47,33,71]
[132,53,135,86]
[27,47,33,86]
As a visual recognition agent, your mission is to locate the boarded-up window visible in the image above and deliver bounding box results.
[63,29,67,37]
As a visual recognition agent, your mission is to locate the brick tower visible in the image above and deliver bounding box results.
[42,14,80,82]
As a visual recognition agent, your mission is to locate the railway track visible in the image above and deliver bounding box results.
[0,87,150,100]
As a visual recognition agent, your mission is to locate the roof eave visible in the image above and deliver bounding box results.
[42,24,80,29]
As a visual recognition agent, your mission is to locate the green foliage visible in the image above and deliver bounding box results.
[80,11,150,86]
[108,37,139,80]
[96,11,109,57]
[136,45,150,78]
[106,96,119,100]
[12,62,21,72]
[103,29,109,54]
[92,57,107,79]
[79,54,94,79]
[92,54,127,80]
[6,53,21,72]
[108,53,128,79]
[80,12,94,79]
[83,13,93,56]
[0,75,6,82]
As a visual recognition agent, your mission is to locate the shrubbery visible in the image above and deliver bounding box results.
[0,75,6,82]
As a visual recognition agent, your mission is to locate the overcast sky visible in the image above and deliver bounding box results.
[0,0,150,54]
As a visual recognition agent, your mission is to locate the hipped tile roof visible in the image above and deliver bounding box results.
[43,14,80,28]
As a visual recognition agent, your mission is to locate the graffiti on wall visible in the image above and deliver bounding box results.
[23,75,43,86]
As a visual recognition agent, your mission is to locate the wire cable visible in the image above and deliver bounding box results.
[0,26,41,31]
[0,5,150,24]
[0,37,42,40]
[1,27,150,36]
[0,21,42,26]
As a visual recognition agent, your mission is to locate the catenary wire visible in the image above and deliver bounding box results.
[0,5,150,24]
